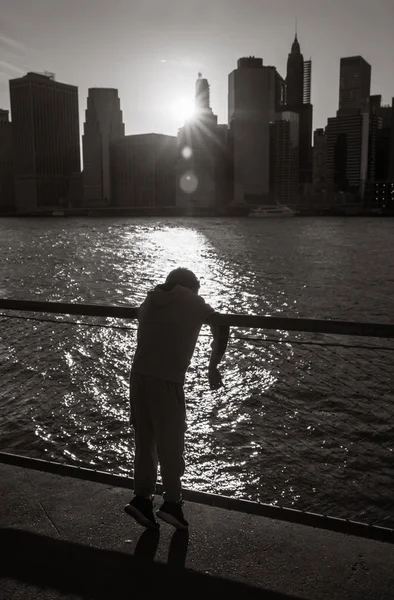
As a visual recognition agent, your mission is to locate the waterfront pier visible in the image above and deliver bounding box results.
[1,461,393,599]
[1,299,393,597]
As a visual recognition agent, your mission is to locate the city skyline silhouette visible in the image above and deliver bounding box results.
[1,0,393,137]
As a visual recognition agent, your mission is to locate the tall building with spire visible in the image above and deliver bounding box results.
[82,88,125,206]
[195,74,210,112]
[285,34,313,191]
[177,74,230,209]
[286,34,304,106]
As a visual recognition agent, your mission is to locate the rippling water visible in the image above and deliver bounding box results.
[1,217,393,526]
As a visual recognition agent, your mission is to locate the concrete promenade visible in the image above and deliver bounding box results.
[1,462,393,599]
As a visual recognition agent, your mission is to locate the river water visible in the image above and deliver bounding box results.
[1,217,393,527]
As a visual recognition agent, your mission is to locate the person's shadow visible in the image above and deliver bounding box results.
[133,529,160,564]
[0,527,302,598]
[167,529,189,569]
[133,528,189,569]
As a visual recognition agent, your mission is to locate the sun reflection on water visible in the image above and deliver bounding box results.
[3,218,393,525]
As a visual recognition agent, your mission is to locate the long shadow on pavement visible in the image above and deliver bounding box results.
[0,527,302,599]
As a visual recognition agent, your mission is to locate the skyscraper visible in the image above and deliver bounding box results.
[270,111,300,205]
[82,88,125,206]
[390,99,394,182]
[325,113,369,197]
[286,35,304,106]
[9,72,80,212]
[370,95,392,128]
[324,56,372,202]
[368,111,383,184]
[228,57,277,204]
[177,74,229,209]
[285,35,313,190]
[0,109,14,213]
[364,95,394,210]
[338,56,371,116]
[303,60,312,104]
[195,74,210,112]
[312,128,327,188]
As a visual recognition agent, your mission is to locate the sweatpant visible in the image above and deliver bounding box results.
[130,371,186,503]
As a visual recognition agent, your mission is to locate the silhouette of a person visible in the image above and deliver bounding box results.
[125,268,229,530]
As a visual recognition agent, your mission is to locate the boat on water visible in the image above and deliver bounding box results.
[249,205,297,218]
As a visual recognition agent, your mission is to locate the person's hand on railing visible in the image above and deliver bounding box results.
[207,319,229,390]
[208,365,223,390]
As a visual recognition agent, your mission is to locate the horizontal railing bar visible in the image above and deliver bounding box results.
[0,452,392,544]
[218,315,394,338]
[1,298,394,338]
[0,299,138,320]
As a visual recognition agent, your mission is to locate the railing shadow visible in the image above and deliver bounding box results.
[0,527,302,599]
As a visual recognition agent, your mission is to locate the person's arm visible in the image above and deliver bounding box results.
[206,315,230,390]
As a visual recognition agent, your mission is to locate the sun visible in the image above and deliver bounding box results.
[171,97,195,123]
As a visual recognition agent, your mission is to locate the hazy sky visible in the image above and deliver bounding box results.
[1,0,393,137]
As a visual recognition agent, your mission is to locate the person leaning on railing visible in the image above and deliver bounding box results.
[124,267,229,530]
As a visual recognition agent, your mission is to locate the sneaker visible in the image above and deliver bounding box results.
[124,496,159,529]
[157,501,189,530]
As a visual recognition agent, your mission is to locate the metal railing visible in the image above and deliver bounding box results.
[0,298,393,542]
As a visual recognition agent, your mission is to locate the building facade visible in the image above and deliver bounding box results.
[0,109,14,213]
[390,98,394,182]
[338,56,371,116]
[111,134,177,208]
[325,113,370,197]
[303,60,312,104]
[364,95,394,210]
[270,111,299,205]
[312,128,327,188]
[370,95,392,128]
[322,55,374,202]
[228,57,277,204]
[82,88,125,206]
[9,72,81,212]
[367,113,382,185]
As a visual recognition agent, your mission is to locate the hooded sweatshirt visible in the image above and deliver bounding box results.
[131,284,215,384]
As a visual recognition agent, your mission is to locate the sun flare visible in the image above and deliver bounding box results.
[171,97,195,123]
